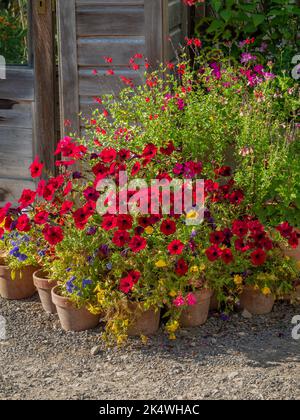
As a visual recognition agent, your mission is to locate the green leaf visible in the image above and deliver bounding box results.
[207,19,224,34]
[211,0,222,12]
[220,9,232,23]
[252,14,265,27]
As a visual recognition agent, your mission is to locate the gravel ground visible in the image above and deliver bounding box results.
[0,295,300,400]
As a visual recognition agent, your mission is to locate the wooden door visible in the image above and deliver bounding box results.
[0,0,56,205]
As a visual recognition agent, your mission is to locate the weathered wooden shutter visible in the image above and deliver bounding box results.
[57,0,190,137]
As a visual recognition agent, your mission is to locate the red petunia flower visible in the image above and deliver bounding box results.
[119,276,134,294]
[128,270,141,284]
[235,239,250,253]
[16,214,31,232]
[229,190,244,205]
[0,227,4,239]
[160,219,176,236]
[160,141,175,156]
[131,161,141,176]
[117,214,133,231]
[112,230,130,247]
[289,232,299,249]
[214,165,231,177]
[129,236,147,253]
[83,187,100,202]
[221,248,234,264]
[176,258,188,276]
[18,189,36,209]
[29,156,43,178]
[251,249,267,266]
[43,225,64,246]
[73,207,90,230]
[118,149,131,161]
[60,201,74,216]
[205,245,222,262]
[34,211,49,225]
[168,240,184,255]
[63,181,73,196]
[276,222,293,239]
[100,147,117,163]
[210,230,225,245]
[232,220,248,237]
[142,143,158,164]
[0,202,11,224]
[102,215,117,231]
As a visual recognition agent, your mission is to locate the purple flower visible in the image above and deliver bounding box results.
[177,98,186,111]
[18,254,28,262]
[220,313,230,321]
[99,244,109,257]
[82,279,93,288]
[66,278,75,293]
[72,171,82,179]
[86,226,97,236]
[173,163,184,176]
[263,72,275,80]
[240,53,257,64]
[106,262,112,271]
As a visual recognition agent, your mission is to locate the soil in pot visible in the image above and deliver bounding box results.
[126,302,161,336]
[0,265,37,300]
[33,270,57,314]
[51,286,100,332]
[239,286,275,315]
[180,289,212,328]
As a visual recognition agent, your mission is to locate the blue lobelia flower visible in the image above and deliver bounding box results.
[82,279,93,288]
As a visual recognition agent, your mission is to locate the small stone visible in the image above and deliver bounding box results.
[228,371,239,380]
[242,309,252,319]
[90,345,102,356]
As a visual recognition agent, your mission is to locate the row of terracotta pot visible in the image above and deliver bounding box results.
[0,264,299,336]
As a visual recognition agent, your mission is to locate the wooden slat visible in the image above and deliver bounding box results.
[78,37,146,67]
[144,0,168,68]
[79,68,144,96]
[77,0,144,5]
[32,0,57,174]
[168,0,182,30]
[57,0,80,136]
[0,68,34,101]
[0,178,35,206]
[0,103,32,129]
[0,127,33,179]
[77,5,145,37]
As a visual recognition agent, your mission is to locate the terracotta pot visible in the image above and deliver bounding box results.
[0,252,7,266]
[51,286,100,332]
[33,270,57,314]
[126,302,161,336]
[180,289,213,328]
[239,286,274,315]
[210,291,220,311]
[0,265,37,300]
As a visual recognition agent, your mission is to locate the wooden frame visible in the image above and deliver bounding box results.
[56,0,80,137]
[32,0,57,175]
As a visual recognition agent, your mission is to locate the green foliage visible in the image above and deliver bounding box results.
[0,0,28,64]
[195,0,300,72]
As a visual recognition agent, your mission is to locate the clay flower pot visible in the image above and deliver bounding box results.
[126,302,161,336]
[180,289,213,328]
[0,265,37,300]
[210,291,220,311]
[33,270,57,314]
[51,286,100,332]
[0,252,7,266]
[239,286,275,315]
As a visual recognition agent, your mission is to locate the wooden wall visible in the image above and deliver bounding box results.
[0,67,35,204]
[57,0,190,136]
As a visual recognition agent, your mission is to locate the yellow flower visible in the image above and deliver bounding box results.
[141,335,148,345]
[190,265,199,273]
[169,290,177,298]
[186,210,198,219]
[166,320,179,334]
[145,226,154,235]
[155,259,167,268]
[234,275,243,286]
[199,263,206,271]
[262,287,271,296]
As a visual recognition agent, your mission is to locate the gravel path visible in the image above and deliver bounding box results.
[0,295,300,400]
